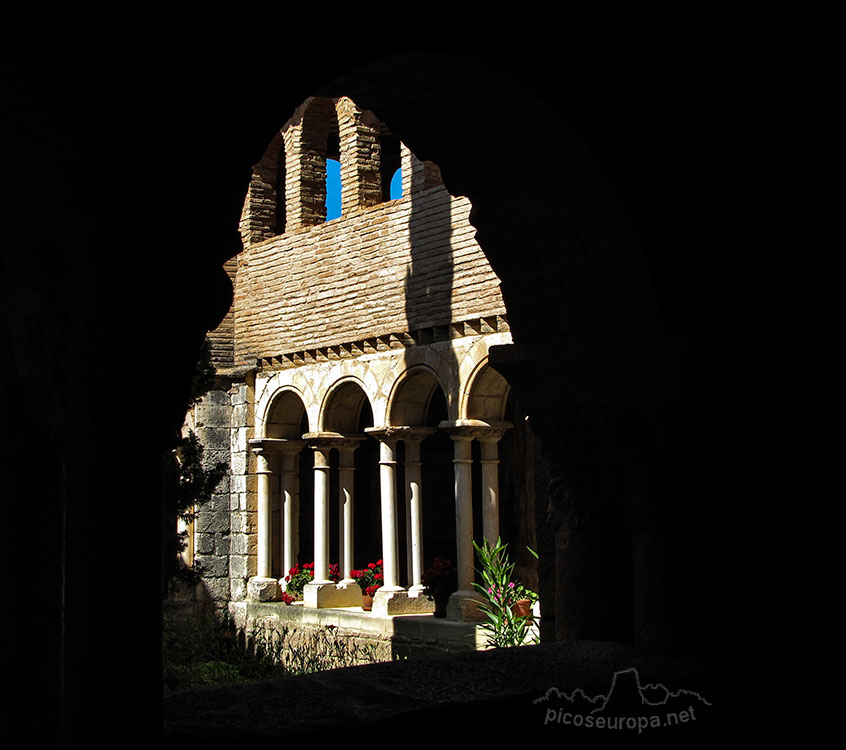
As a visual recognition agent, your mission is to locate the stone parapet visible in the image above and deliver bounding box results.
[228,600,488,656]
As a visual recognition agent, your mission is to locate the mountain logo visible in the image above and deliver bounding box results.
[536,667,712,732]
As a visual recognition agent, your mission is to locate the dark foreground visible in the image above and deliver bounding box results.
[163,640,744,748]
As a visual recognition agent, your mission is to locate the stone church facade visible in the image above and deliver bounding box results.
[184,95,539,650]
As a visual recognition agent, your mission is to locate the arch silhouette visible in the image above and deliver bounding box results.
[462,358,510,421]
[387,364,447,426]
[319,377,373,433]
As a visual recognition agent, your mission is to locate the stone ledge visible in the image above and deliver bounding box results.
[230,601,486,647]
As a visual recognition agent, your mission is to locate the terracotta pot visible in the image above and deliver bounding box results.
[361,594,373,611]
[511,598,532,621]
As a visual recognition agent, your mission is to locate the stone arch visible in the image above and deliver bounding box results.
[260,386,309,439]
[396,343,467,422]
[462,358,510,421]
[387,365,447,427]
[319,377,374,433]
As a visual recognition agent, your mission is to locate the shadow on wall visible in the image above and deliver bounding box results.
[404,161,459,580]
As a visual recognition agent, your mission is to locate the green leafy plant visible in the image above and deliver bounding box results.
[513,581,538,604]
[472,537,538,648]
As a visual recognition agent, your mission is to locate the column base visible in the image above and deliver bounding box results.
[303,581,363,608]
[446,589,485,621]
[247,577,280,602]
[372,588,435,615]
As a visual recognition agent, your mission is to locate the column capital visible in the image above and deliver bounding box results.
[249,438,306,455]
[364,425,434,443]
[438,419,512,440]
[303,432,365,451]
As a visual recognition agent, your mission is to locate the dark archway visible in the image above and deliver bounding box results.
[320,380,379,569]
[4,14,739,743]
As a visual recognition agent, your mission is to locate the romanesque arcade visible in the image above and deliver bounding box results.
[247,331,512,619]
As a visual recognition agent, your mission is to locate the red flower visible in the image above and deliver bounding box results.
[368,563,376,570]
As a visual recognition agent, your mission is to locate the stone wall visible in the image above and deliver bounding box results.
[188,375,256,609]
[226,376,256,602]
[229,601,489,664]
[189,384,233,608]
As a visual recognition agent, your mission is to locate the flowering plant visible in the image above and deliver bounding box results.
[472,537,538,648]
[421,557,458,601]
[283,561,341,604]
[350,559,383,598]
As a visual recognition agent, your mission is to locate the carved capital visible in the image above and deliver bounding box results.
[438,419,512,440]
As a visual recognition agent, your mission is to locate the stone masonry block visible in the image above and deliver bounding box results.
[232,403,248,427]
[201,389,230,406]
[196,533,214,555]
[195,403,230,428]
[233,427,248,453]
[230,385,247,406]
[230,533,256,556]
[247,577,280,602]
[230,510,256,534]
[196,506,229,534]
[230,451,247,475]
[230,577,247,601]
[202,576,231,603]
[198,427,229,451]
[214,534,231,556]
[195,553,228,578]
[229,554,249,579]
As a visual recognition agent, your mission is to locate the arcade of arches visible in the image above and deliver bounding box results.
[248,337,518,619]
[184,93,541,639]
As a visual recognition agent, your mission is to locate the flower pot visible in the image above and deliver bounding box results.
[361,594,373,611]
[433,596,449,618]
[511,598,532,621]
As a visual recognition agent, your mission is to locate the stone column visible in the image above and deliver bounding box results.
[247,439,281,602]
[438,420,512,620]
[451,433,475,598]
[377,437,402,591]
[479,433,503,545]
[302,433,362,608]
[363,427,433,615]
[404,432,433,595]
[337,442,359,583]
[311,444,332,585]
[278,443,304,585]
[254,446,272,579]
